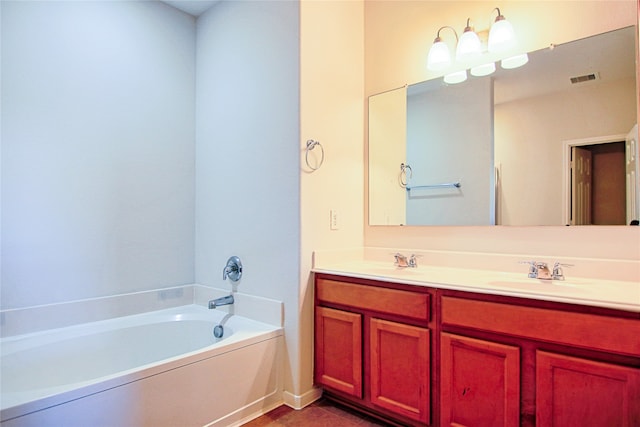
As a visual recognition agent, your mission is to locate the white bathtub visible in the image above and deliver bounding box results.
[1,304,283,427]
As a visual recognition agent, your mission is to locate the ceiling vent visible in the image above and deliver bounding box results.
[570,72,600,84]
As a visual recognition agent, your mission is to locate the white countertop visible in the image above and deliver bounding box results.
[312,259,640,313]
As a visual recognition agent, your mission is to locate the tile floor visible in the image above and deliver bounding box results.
[242,398,393,426]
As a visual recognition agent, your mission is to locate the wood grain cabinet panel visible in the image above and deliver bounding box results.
[536,351,640,427]
[370,318,430,424]
[314,306,362,397]
[316,278,430,321]
[440,333,520,427]
[441,296,640,356]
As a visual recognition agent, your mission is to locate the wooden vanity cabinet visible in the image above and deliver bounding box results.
[314,274,433,426]
[440,292,640,427]
[315,273,639,427]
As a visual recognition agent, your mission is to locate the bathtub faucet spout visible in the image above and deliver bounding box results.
[208,295,234,309]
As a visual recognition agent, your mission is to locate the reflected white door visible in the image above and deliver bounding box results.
[626,124,639,223]
[571,146,592,225]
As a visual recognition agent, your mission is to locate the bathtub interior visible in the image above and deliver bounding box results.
[0,285,284,427]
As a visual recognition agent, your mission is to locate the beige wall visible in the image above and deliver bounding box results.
[369,87,407,225]
[364,1,640,260]
[495,77,636,226]
[299,0,364,402]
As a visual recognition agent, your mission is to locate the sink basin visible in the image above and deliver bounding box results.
[362,267,423,276]
[486,279,592,296]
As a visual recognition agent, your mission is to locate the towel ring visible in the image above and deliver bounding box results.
[305,139,324,171]
[400,163,412,186]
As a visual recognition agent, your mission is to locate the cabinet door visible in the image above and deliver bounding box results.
[440,333,520,427]
[370,318,430,424]
[315,306,362,397]
[536,351,640,427]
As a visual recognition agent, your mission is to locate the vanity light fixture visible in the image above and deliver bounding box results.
[426,26,457,71]
[456,19,482,62]
[427,7,526,84]
[487,8,528,70]
[487,8,517,53]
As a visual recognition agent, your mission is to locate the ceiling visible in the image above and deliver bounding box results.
[162,1,220,17]
[493,25,636,105]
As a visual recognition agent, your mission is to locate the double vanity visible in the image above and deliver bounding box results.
[312,249,640,426]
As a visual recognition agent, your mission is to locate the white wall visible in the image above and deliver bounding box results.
[194,0,302,395]
[365,1,640,261]
[1,1,196,309]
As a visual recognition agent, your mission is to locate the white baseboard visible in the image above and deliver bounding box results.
[282,387,323,410]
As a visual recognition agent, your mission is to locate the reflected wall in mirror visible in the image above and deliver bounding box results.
[368,26,638,226]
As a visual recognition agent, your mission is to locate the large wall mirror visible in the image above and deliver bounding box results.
[369,25,638,226]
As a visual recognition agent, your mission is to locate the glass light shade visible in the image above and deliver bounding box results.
[456,29,482,61]
[427,39,452,71]
[444,70,467,84]
[501,53,529,69]
[488,18,517,53]
[470,62,496,77]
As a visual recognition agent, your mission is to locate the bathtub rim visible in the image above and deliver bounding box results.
[1,284,284,338]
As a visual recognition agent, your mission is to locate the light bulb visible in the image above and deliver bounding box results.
[456,27,482,62]
[488,13,517,53]
[427,38,452,71]
[501,53,528,69]
[444,70,467,84]
[471,62,496,77]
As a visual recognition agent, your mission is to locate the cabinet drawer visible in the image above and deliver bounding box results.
[441,296,640,356]
[317,279,430,321]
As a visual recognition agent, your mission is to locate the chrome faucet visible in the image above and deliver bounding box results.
[208,295,234,309]
[552,262,572,280]
[222,256,242,281]
[394,253,417,268]
[210,256,242,309]
[523,261,571,280]
[522,261,552,280]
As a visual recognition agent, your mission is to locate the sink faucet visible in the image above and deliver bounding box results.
[522,261,572,280]
[523,261,552,280]
[552,262,572,280]
[394,253,417,268]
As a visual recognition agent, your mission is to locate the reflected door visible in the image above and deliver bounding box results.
[571,146,593,225]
